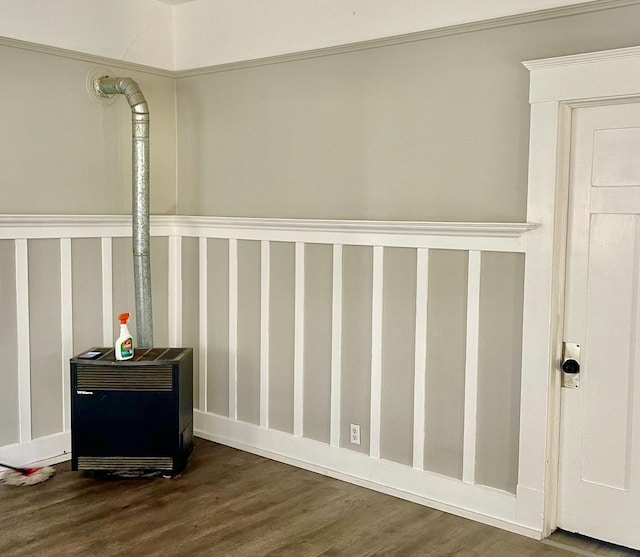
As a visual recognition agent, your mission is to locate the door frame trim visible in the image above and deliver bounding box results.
[522,45,640,537]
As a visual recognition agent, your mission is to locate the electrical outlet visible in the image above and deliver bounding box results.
[350,424,361,445]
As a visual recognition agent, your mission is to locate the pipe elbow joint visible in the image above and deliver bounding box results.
[98,76,149,120]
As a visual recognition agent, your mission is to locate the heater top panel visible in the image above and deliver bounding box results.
[71,347,192,366]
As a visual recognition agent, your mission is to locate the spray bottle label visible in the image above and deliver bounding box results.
[121,337,133,359]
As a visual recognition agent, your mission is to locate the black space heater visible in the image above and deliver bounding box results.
[70,347,193,475]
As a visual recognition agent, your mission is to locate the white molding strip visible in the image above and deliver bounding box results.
[0,214,537,250]
[0,215,136,239]
[260,240,270,428]
[293,243,305,438]
[413,248,429,470]
[173,215,536,242]
[194,411,540,539]
[60,238,73,432]
[370,246,384,459]
[198,237,208,412]
[15,239,31,444]
[523,45,640,70]
[101,238,113,346]
[519,44,640,535]
[463,250,482,485]
[0,36,174,78]
[228,239,239,421]
[523,45,640,103]
[0,432,70,468]
[168,236,183,346]
[330,244,343,448]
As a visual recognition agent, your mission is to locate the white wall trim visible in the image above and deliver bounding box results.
[412,248,429,470]
[330,244,343,448]
[462,251,482,485]
[228,238,239,421]
[0,432,70,468]
[524,45,640,70]
[60,238,73,433]
[0,214,537,238]
[0,36,175,77]
[260,240,270,429]
[293,243,305,438]
[524,45,640,103]
[369,246,384,459]
[520,104,566,537]
[0,215,537,253]
[198,236,208,412]
[173,216,536,239]
[15,239,31,445]
[168,235,182,346]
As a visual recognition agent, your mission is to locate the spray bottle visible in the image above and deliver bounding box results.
[115,312,134,361]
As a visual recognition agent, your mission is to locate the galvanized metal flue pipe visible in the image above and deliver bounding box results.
[97,76,153,348]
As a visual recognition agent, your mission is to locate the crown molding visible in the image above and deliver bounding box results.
[1,0,637,76]
[173,0,639,77]
[0,36,175,78]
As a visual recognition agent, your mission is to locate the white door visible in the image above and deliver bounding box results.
[558,101,640,550]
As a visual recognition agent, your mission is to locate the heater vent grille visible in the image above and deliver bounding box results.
[77,456,173,470]
[76,366,173,391]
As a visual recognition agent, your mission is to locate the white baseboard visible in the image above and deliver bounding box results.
[0,432,70,467]
[194,410,542,540]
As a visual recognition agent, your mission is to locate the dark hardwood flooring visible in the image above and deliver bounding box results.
[0,438,632,556]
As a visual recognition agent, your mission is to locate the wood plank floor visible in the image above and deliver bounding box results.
[0,438,632,556]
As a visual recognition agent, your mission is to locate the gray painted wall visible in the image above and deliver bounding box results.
[236,240,261,425]
[268,242,295,433]
[207,238,230,416]
[424,250,468,480]
[182,237,200,407]
[28,239,63,439]
[0,241,19,446]
[0,44,177,215]
[176,4,640,221]
[381,248,417,467]
[112,237,170,349]
[72,238,103,353]
[303,244,333,443]
[476,252,525,493]
[151,237,170,348]
[340,245,373,454]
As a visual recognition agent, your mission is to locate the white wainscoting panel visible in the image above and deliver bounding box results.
[0,214,540,538]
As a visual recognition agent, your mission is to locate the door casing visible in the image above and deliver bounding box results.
[523,46,640,538]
